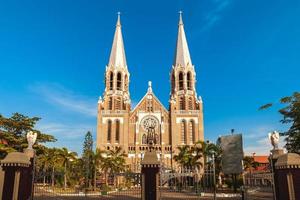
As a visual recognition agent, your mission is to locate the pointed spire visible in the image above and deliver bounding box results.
[108,12,127,69]
[173,11,192,67]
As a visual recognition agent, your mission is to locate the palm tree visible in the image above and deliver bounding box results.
[92,148,106,191]
[190,144,204,171]
[107,147,127,187]
[100,156,111,185]
[36,148,61,187]
[194,141,221,164]
[57,147,77,190]
[174,145,192,171]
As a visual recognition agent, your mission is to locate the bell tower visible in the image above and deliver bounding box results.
[97,13,130,152]
[169,12,204,147]
[101,13,131,111]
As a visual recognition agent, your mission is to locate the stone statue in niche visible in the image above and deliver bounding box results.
[147,127,155,146]
[142,134,147,144]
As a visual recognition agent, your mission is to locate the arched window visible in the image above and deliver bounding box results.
[155,134,159,144]
[178,72,184,90]
[115,120,120,143]
[109,72,114,90]
[187,72,192,90]
[117,72,122,90]
[179,97,185,110]
[107,120,112,142]
[142,134,147,144]
[188,97,193,110]
[115,97,121,110]
[171,73,175,93]
[189,120,195,143]
[181,120,187,144]
[108,97,113,110]
[124,75,128,90]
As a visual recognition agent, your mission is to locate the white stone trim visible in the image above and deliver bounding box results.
[136,112,165,134]
[161,121,164,133]
[164,154,172,159]
[138,153,144,158]
[138,112,161,124]
[128,154,135,158]
[136,121,139,133]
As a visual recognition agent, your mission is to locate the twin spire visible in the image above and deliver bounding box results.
[108,12,127,69]
[108,12,192,69]
[173,11,192,67]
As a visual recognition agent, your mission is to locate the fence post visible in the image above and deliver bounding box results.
[0,152,31,200]
[141,147,160,200]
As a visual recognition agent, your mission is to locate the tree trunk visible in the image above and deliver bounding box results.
[43,168,46,186]
[64,162,67,190]
[93,168,97,191]
[51,166,55,187]
[43,175,46,186]
[105,171,108,185]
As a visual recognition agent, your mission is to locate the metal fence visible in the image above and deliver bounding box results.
[33,169,275,200]
[158,167,234,200]
[33,171,141,200]
[243,171,274,200]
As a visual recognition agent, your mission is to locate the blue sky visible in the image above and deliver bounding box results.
[0,0,299,155]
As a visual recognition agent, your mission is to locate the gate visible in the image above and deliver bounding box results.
[33,170,141,199]
[244,171,274,200]
[159,167,216,200]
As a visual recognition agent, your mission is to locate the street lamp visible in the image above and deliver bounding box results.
[207,140,216,200]
[211,150,216,200]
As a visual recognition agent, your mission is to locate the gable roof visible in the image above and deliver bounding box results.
[131,81,168,114]
[253,156,269,163]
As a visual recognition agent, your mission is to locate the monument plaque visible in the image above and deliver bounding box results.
[219,134,243,174]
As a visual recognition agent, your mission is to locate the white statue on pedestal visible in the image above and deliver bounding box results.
[26,131,37,149]
[268,131,280,149]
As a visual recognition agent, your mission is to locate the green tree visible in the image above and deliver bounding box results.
[100,156,112,185]
[36,147,62,187]
[92,148,105,191]
[57,147,78,190]
[260,92,300,153]
[174,145,192,171]
[106,147,127,187]
[0,113,56,158]
[82,131,94,187]
[243,156,259,171]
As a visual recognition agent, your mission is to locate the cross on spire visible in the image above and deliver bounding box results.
[116,11,121,26]
[147,81,153,93]
[178,11,183,25]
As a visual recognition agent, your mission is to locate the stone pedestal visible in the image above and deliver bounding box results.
[141,148,160,200]
[271,149,284,160]
[270,148,284,200]
[274,153,300,200]
[23,148,35,199]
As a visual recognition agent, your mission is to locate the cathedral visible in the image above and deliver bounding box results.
[96,13,204,171]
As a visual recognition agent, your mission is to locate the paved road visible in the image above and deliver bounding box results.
[34,187,273,200]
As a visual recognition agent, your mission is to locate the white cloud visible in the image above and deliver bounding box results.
[244,136,286,155]
[29,83,97,117]
[244,126,275,139]
[36,121,95,140]
[201,0,232,31]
